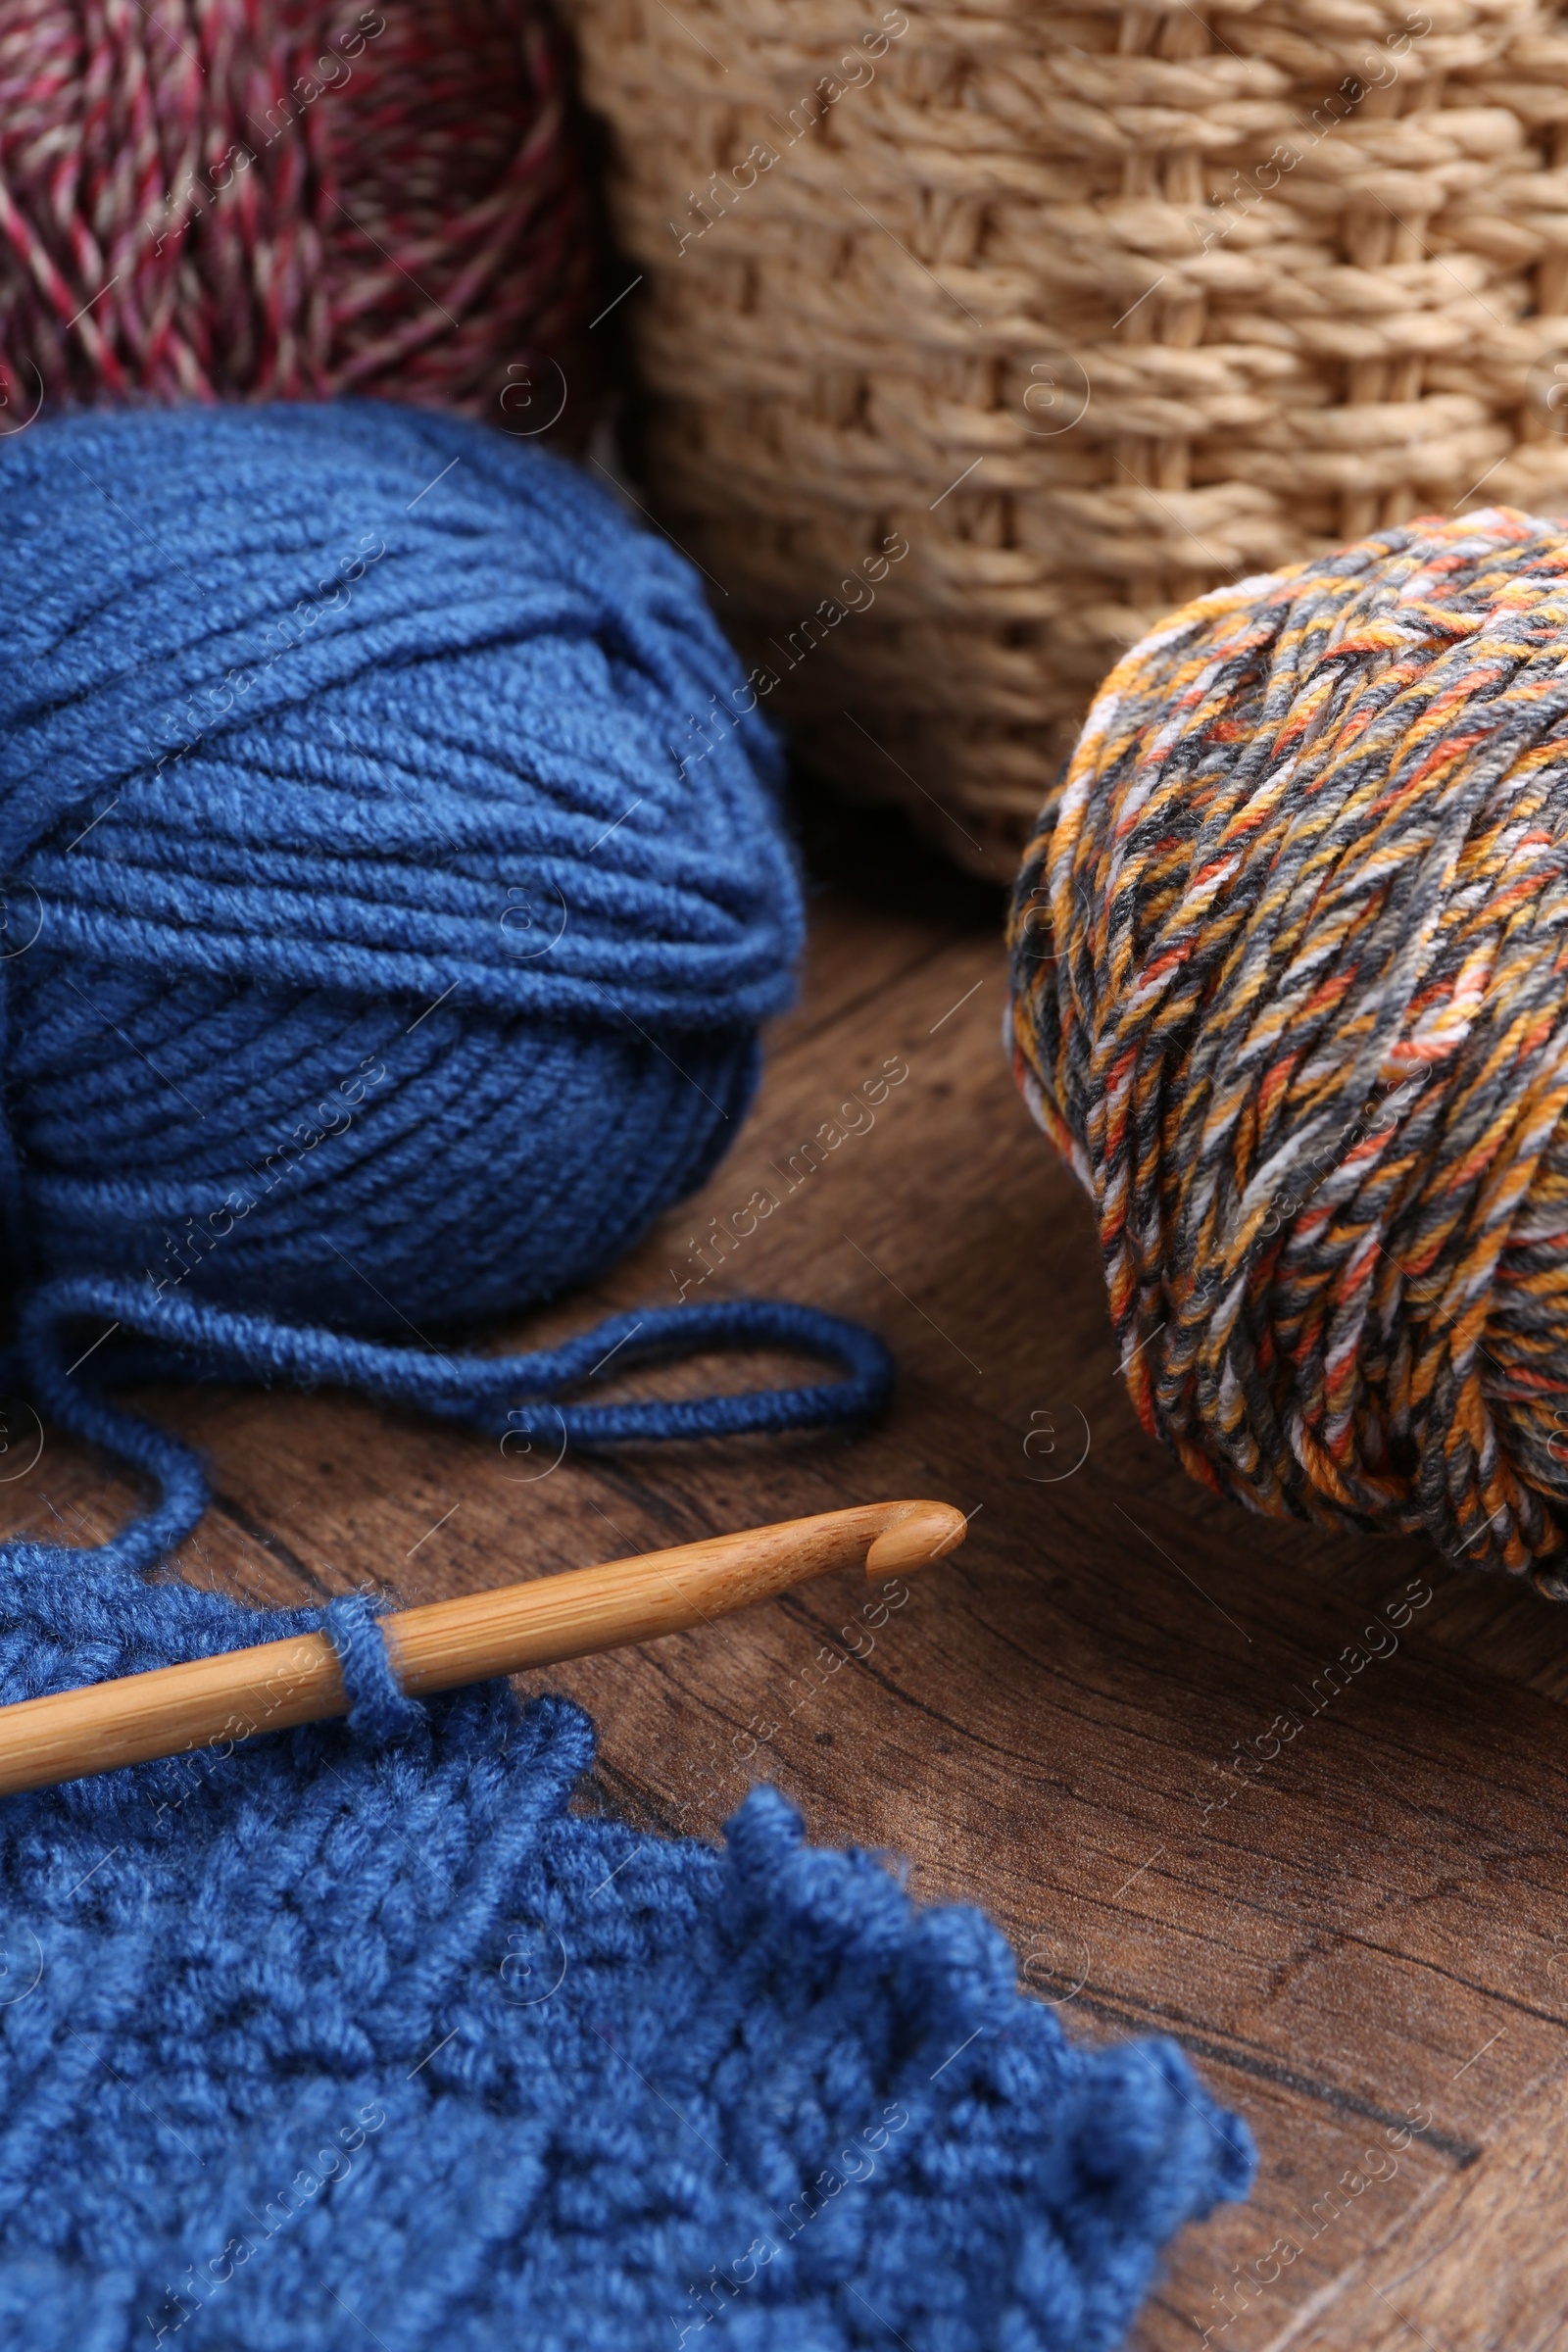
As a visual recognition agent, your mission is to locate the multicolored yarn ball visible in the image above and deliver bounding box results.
[0,0,597,419]
[1008,506,1568,1587]
[0,395,890,1575]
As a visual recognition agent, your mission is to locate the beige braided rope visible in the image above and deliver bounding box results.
[1007,506,1568,1585]
[563,0,1568,878]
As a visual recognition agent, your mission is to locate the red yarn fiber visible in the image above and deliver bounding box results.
[0,0,600,421]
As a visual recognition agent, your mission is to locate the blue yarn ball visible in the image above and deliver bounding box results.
[0,400,799,1333]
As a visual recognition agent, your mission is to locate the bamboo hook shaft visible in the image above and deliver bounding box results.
[0,1498,966,1800]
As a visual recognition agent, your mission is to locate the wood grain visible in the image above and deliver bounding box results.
[6,794,1564,2343]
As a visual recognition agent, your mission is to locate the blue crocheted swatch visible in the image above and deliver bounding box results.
[0,1543,1253,2348]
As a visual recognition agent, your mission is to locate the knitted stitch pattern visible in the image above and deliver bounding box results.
[0,1543,1254,2349]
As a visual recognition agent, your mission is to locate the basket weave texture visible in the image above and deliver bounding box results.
[562,0,1568,878]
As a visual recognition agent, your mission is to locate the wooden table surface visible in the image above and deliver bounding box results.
[12,789,1568,2352]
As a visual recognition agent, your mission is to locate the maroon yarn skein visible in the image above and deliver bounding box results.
[0,0,600,421]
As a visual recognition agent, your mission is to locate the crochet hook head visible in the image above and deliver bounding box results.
[0,1499,967,1799]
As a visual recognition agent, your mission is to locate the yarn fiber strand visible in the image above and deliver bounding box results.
[1008,507,1568,1583]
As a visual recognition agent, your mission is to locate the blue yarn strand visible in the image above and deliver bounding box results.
[20,1279,894,1441]
[4,1278,893,1583]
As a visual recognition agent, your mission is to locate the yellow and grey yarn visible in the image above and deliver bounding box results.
[1006,507,1568,1585]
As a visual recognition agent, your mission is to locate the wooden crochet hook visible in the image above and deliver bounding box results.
[0,1498,965,1800]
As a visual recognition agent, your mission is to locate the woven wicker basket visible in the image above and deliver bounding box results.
[563,0,1568,879]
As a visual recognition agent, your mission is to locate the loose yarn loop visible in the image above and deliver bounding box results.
[1008,507,1568,1584]
[0,0,597,416]
[9,1285,892,1582]
[324,1590,426,1739]
[0,399,891,1575]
